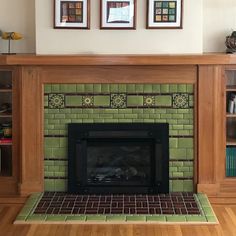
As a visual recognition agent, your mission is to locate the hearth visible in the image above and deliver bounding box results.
[68,123,169,194]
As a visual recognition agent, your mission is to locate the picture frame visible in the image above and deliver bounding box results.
[147,0,183,29]
[100,0,136,29]
[54,0,90,29]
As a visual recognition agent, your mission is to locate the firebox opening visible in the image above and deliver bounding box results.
[68,123,169,194]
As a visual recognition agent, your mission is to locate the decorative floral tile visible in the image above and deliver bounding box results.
[48,94,65,109]
[82,96,94,107]
[172,93,189,108]
[111,94,127,109]
[143,96,155,107]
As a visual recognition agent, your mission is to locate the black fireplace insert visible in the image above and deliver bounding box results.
[68,123,169,194]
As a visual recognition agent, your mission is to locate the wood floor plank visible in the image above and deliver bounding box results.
[1,203,236,236]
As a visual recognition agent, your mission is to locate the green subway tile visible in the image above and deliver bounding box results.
[106,215,126,221]
[183,180,193,192]
[133,119,144,122]
[104,109,119,114]
[48,130,61,136]
[170,149,187,159]
[60,84,77,93]
[44,160,54,166]
[82,119,94,123]
[160,84,169,93]
[124,114,138,119]
[126,216,146,222]
[178,166,190,172]
[172,125,184,130]
[178,130,191,136]
[179,138,193,148]
[166,109,177,114]
[187,84,194,93]
[119,109,133,114]
[44,171,54,177]
[127,96,143,106]
[138,114,150,119]
[77,114,88,118]
[53,148,67,158]
[55,114,66,119]
[170,167,178,172]
[132,109,144,114]
[77,84,85,93]
[186,216,206,222]
[60,138,67,148]
[15,215,28,221]
[66,216,86,221]
[156,96,172,106]
[45,138,60,148]
[172,172,184,178]
[48,166,60,172]
[94,96,110,106]
[44,85,52,93]
[161,114,172,119]
[177,119,190,125]
[84,84,94,93]
[143,84,153,93]
[169,84,178,93]
[46,215,67,222]
[143,119,155,123]
[55,172,66,178]
[166,216,186,222]
[52,84,60,92]
[94,84,102,93]
[203,207,215,216]
[88,114,100,119]
[167,119,178,125]
[177,85,187,92]
[45,114,55,119]
[17,206,33,217]
[72,119,83,123]
[65,114,77,119]
[99,114,114,118]
[178,109,192,114]
[149,114,161,119]
[101,84,110,93]
[152,84,161,93]
[72,108,83,114]
[86,215,106,221]
[169,130,178,136]
[172,180,184,191]
[27,215,47,222]
[110,84,119,92]
[206,216,218,223]
[155,109,167,114]
[44,179,55,191]
[127,84,136,93]
[118,84,127,93]
[119,119,132,123]
[65,96,82,106]
[54,179,67,192]
[144,109,155,114]
[135,84,144,93]
[45,148,53,158]
[173,114,184,119]
[114,114,125,119]
[44,96,48,106]
[172,161,184,167]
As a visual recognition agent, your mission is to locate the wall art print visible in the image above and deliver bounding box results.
[147,0,183,29]
[54,0,90,29]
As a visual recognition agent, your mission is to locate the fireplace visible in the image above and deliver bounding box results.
[68,123,169,194]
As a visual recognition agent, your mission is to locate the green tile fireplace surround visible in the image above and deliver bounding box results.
[44,84,194,192]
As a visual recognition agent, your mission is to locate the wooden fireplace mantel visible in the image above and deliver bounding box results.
[0,53,235,198]
[1,53,236,66]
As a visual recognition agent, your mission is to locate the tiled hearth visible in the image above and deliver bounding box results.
[14,193,218,224]
[44,83,194,192]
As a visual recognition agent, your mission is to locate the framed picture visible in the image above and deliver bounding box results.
[147,0,183,29]
[54,0,90,29]
[100,0,136,29]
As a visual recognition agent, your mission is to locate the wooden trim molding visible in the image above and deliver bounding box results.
[1,54,236,66]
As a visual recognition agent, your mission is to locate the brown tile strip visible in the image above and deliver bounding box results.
[33,192,201,215]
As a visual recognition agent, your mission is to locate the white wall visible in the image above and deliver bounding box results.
[1,0,236,54]
[0,0,35,54]
[203,0,236,52]
[35,0,203,54]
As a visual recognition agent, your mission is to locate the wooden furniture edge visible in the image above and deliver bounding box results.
[1,53,236,66]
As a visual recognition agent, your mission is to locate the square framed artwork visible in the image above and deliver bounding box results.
[147,0,183,29]
[100,0,136,29]
[54,0,90,29]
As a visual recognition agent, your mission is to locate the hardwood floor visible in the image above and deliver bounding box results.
[0,203,236,236]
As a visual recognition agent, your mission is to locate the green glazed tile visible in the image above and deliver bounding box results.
[166,216,186,222]
[84,84,94,93]
[135,84,144,93]
[143,84,153,93]
[66,216,86,221]
[186,216,206,222]
[15,215,28,221]
[106,215,126,221]
[110,84,119,92]
[152,84,161,93]
[127,84,136,93]
[44,179,55,191]
[146,216,166,222]
[27,215,47,221]
[86,215,106,221]
[46,215,67,222]
[52,85,60,92]
[183,180,193,192]
[100,84,109,93]
[172,180,184,192]
[65,96,82,106]
[60,84,77,93]
[203,207,214,216]
[169,84,178,93]
[172,172,184,178]
[118,84,127,93]
[161,84,169,93]
[94,84,102,93]
[127,96,143,106]
[44,85,52,93]
[54,179,67,192]
[177,85,187,92]
[77,84,85,93]
[156,96,172,106]
[126,216,146,222]
[170,149,187,159]
[187,84,194,93]
[94,96,110,106]
[18,206,33,217]
[206,216,218,223]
